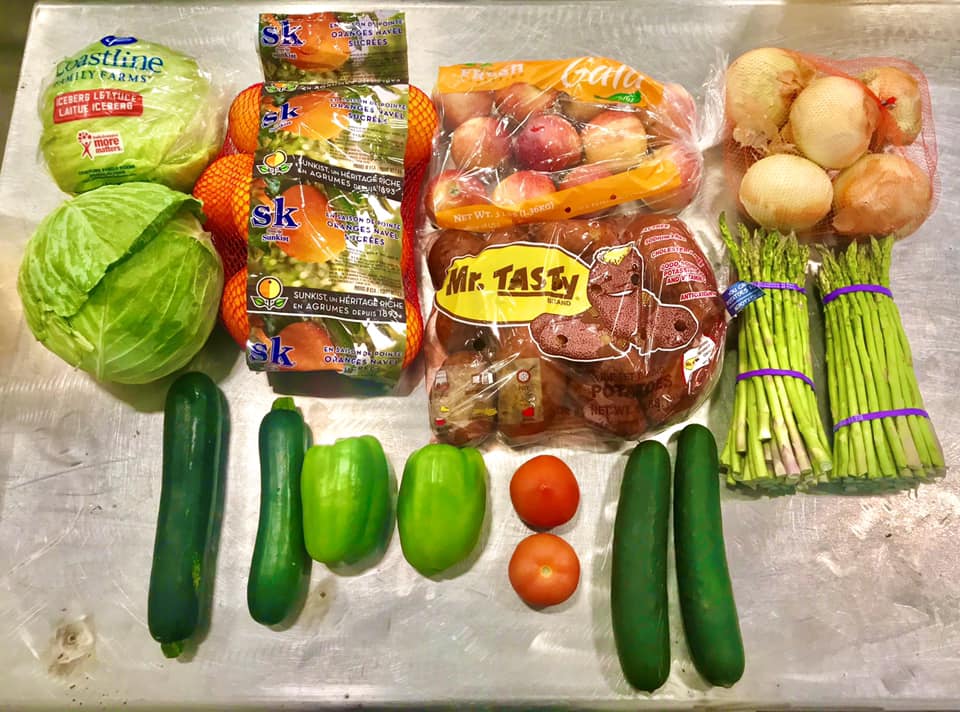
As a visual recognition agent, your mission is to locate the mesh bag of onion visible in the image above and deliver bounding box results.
[723,48,938,242]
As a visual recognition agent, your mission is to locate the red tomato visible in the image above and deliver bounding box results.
[509,455,580,529]
[508,533,580,607]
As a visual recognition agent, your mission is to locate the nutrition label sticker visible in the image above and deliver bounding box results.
[722,281,765,316]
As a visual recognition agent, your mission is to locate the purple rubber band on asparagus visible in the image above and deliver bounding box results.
[736,368,815,389]
[822,284,893,304]
[833,408,929,432]
[751,281,807,294]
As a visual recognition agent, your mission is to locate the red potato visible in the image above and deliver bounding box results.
[437,91,495,131]
[485,226,530,246]
[514,114,582,172]
[491,171,556,209]
[434,312,498,356]
[427,229,488,288]
[582,109,649,170]
[495,82,558,124]
[558,163,614,190]
[530,219,620,260]
[425,170,488,225]
[450,116,512,170]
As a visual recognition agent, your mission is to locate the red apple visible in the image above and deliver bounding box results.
[582,109,649,170]
[436,91,495,131]
[491,171,556,209]
[558,163,614,190]
[513,114,582,171]
[644,82,697,142]
[450,116,511,170]
[494,82,558,124]
[641,143,702,213]
[559,94,603,123]
[425,170,488,225]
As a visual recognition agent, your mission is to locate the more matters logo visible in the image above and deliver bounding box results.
[77,130,123,159]
[251,276,287,310]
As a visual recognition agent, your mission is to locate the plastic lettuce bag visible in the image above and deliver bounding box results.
[39,35,222,194]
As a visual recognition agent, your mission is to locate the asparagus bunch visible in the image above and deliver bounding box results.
[819,238,944,485]
[720,216,832,490]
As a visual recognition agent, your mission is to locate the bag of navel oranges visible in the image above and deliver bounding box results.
[239,12,434,384]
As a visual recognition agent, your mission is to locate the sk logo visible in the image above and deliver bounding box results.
[252,276,288,310]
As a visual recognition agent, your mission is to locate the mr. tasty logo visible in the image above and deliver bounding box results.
[435,242,591,326]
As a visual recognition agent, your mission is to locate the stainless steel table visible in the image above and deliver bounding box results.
[1,2,958,708]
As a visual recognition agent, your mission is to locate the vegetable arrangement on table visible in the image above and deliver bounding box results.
[16,5,955,702]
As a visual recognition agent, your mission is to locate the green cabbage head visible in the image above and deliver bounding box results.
[39,36,221,194]
[18,183,224,384]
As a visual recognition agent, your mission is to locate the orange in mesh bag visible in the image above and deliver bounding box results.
[424,57,703,233]
[195,83,438,358]
[723,48,938,241]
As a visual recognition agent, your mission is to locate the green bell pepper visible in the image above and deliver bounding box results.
[301,435,392,565]
[397,444,487,576]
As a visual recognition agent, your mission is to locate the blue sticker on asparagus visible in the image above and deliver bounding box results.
[722,281,764,316]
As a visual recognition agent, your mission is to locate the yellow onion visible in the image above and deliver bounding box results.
[859,66,923,146]
[739,154,833,231]
[725,48,816,150]
[832,153,932,237]
[789,76,880,169]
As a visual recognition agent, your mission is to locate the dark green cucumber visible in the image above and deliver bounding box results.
[148,372,225,658]
[611,440,672,692]
[247,398,311,625]
[674,424,745,687]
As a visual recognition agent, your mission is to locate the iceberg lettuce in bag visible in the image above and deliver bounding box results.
[39,35,222,194]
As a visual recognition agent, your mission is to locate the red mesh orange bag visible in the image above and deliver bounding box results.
[723,49,938,242]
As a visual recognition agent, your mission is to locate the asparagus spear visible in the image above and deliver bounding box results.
[719,216,832,490]
[817,237,944,487]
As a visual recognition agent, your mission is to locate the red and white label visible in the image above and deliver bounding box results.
[53,89,143,124]
[77,130,124,159]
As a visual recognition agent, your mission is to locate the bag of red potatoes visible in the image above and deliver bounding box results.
[724,48,938,241]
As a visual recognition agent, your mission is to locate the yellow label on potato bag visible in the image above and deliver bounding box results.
[435,243,591,325]
[436,57,664,108]
[434,155,682,232]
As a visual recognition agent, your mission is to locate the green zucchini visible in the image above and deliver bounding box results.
[674,424,745,687]
[247,398,311,625]
[611,440,671,692]
[148,372,226,658]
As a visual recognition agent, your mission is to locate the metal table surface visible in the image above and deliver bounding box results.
[1,1,958,709]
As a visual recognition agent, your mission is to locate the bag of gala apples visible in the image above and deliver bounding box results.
[422,214,727,448]
[425,57,703,232]
[243,12,435,385]
[723,49,938,242]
